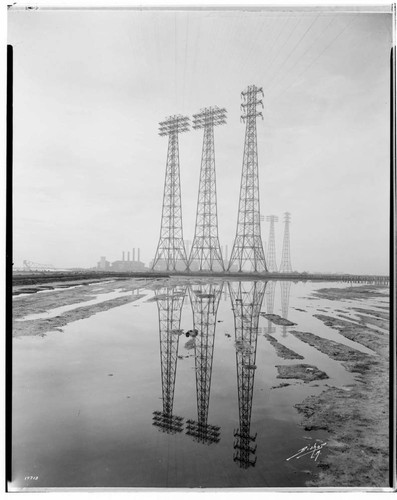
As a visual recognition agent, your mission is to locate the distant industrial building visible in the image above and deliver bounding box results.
[97,248,146,272]
[97,257,110,270]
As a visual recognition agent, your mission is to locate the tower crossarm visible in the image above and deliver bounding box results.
[193,106,227,129]
[159,115,190,136]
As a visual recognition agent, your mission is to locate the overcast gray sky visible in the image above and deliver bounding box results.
[8,7,391,274]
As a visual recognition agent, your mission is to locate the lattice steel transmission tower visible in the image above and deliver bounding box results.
[189,107,226,272]
[279,212,292,273]
[152,115,190,272]
[229,280,267,468]
[266,215,278,272]
[152,285,187,433]
[280,281,292,338]
[186,282,223,444]
[228,85,267,273]
[264,280,276,334]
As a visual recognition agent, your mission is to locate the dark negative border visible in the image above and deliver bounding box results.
[6,44,13,490]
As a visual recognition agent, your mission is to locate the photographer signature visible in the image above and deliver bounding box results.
[286,441,327,462]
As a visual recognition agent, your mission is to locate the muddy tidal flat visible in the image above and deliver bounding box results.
[11,277,390,489]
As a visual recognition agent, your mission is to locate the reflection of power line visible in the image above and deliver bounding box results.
[264,280,276,334]
[186,282,223,444]
[280,281,292,338]
[153,286,186,433]
[229,280,267,468]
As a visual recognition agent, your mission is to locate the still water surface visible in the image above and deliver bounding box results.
[12,279,381,489]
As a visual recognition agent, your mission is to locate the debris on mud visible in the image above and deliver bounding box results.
[235,339,254,355]
[264,333,304,360]
[243,364,257,370]
[171,329,184,336]
[271,382,292,390]
[184,338,196,350]
[276,364,329,383]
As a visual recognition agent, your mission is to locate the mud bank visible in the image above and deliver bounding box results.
[295,284,390,487]
[12,278,152,338]
[264,333,304,360]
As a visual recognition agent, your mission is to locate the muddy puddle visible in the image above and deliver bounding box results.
[11,279,389,489]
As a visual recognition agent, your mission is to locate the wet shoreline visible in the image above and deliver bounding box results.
[294,285,390,487]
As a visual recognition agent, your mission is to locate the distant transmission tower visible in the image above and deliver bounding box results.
[152,115,190,272]
[189,107,226,272]
[186,282,223,444]
[152,285,186,433]
[279,212,292,273]
[266,215,278,272]
[229,280,267,468]
[228,85,267,273]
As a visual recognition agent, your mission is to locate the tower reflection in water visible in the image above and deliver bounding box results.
[152,285,187,434]
[280,281,292,337]
[186,282,223,444]
[229,280,267,468]
[264,281,276,334]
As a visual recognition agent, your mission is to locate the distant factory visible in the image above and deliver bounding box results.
[97,248,146,272]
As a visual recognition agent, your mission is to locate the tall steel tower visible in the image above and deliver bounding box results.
[186,282,223,445]
[152,285,186,434]
[279,212,292,273]
[189,107,227,272]
[152,115,190,272]
[229,280,267,468]
[228,85,267,273]
[266,215,279,272]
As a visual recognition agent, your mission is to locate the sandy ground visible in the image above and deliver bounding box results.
[293,284,391,488]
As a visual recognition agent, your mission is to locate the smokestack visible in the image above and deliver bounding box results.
[127,251,130,261]
[133,248,136,262]
[122,251,125,262]
[138,248,141,262]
